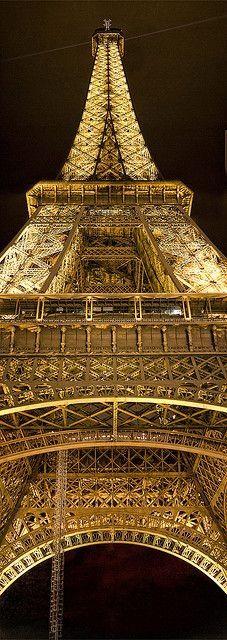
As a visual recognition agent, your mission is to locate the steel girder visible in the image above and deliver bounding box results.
[0,25,227,603]
[60,35,158,181]
[0,204,226,294]
[0,447,226,594]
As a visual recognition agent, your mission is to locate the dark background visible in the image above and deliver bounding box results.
[0,1,227,638]
[0,545,227,639]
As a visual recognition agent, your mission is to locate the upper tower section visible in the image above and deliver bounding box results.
[91,24,125,58]
[60,22,159,182]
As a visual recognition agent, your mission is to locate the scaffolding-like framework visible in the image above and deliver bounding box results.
[49,451,67,640]
[0,23,226,639]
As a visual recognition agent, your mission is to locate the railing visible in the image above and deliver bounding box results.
[26,180,193,216]
[0,293,226,324]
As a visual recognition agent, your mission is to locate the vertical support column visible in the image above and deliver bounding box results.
[186,325,193,351]
[135,261,144,292]
[134,297,142,321]
[113,401,118,439]
[60,327,66,353]
[86,326,91,353]
[211,325,218,351]
[49,450,68,640]
[137,325,142,353]
[35,327,41,353]
[10,327,15,353]
[135,261,141,291]
[161,326,167,352]
[112,326,117,353]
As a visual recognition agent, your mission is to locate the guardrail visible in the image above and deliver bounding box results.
[0,293,226,324]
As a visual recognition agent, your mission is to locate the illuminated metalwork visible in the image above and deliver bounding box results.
[61,29,158,181]
[0,449,226,593]
[0,23,227,629]
[49,451,67,640]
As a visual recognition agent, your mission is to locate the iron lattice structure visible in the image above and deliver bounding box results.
[0,24,227,632]
[49,451,68,640]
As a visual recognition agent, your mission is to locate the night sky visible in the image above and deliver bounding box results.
[0,545,227,640]
[0,1,227,638]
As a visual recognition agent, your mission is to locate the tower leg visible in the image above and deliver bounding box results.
[49,450,68,640]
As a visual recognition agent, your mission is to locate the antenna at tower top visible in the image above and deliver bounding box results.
[103,18,111,31]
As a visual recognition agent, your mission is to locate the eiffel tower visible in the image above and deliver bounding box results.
[0,21,227,637]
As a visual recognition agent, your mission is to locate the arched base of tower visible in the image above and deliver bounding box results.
[0,528,226,595]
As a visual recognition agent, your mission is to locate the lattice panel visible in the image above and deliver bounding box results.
[1,529,226,595]
[0,399,226,469]
[84,263,136,293]
[61,35,158,181]
[0,448,226,595]
[194,455,227,531]
[0,458,33,533]
[47,232,81,294]
[142,205,227,293]
[0,353,226,410]
[1,200,226,296]
[0,206,80,294]
[0,23,226,606]
[136,226,178,293]
[80,206,141,228]
[107,40,158,180]
[66,447,186,474]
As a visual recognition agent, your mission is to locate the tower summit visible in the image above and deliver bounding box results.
[1,26,226,294]
[60,23,159,181]
[0,23,226,640]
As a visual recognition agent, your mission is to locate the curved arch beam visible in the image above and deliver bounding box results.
[0,428,226,464]
[1,395,227,417]
[0,529,226,595]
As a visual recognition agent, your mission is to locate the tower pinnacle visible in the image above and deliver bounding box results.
[60,25,157,181]
[103,18,111,31]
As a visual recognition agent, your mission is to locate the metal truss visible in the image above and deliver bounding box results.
[49,451,67,640]
[26,181,193,217]
[0,294,226,410]
[60,31,158,181]
[0,401,226,543]
[0,353,226,410]
[0,293,226,585]
[141,206,227,293]
[0,448,226,594]
[0,204,226,295]
[0,417,226,467]
[0,206,81,294]
[0,24,226,607]
[1,529,226,593]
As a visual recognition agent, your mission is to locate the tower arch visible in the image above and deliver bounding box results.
[0,22,226,637]
[0,529,226,595]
